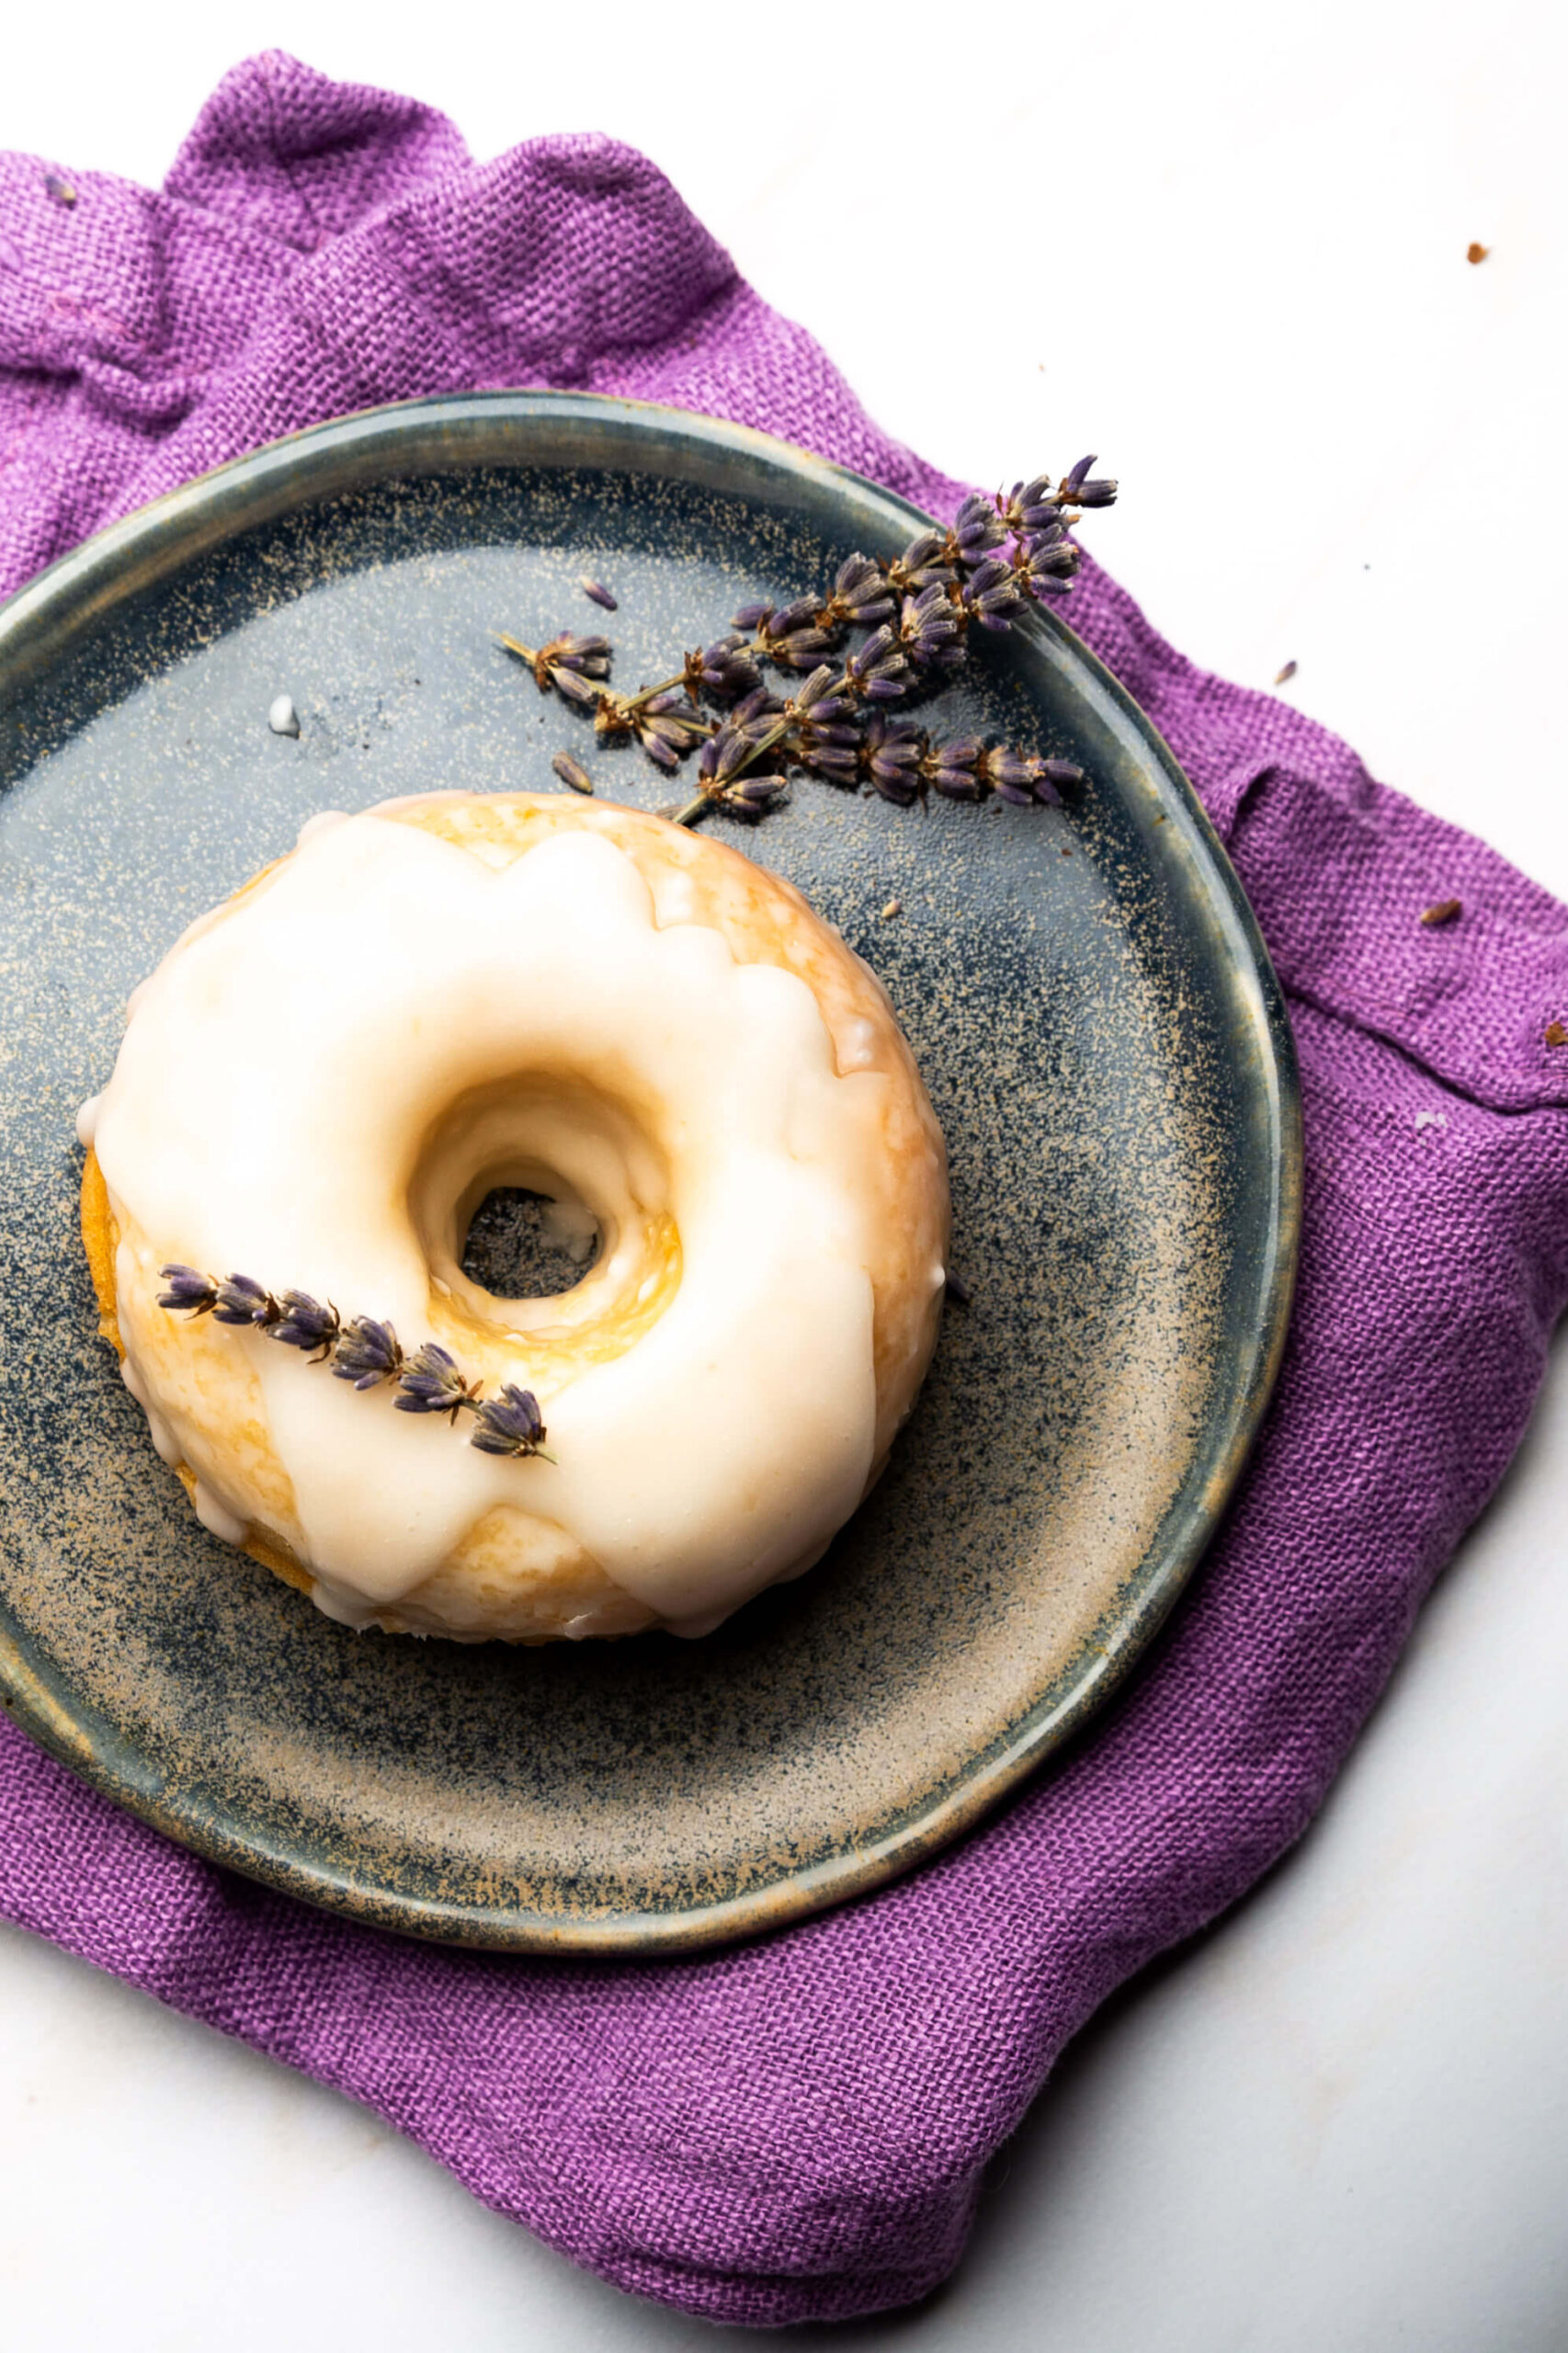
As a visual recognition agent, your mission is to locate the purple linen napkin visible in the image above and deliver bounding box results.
[4,52,1567,2329]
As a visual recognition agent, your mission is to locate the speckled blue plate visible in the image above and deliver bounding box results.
[0,393,1299,1952]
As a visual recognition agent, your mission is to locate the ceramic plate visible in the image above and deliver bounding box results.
[0,393,1300,1951]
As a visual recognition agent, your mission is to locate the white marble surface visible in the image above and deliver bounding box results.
[2,4,1566,2344]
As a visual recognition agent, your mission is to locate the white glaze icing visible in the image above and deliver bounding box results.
[93,811,889,1629]
[75,1094,100,1150]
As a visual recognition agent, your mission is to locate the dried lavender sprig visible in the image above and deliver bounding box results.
[614,462,1106,784]
[158,1266,551,1461]
[504,457,1116,816]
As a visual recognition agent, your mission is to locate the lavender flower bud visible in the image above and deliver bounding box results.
[862,714,924,806]
[961,559,1023,633]
[551,753,594,794]
[948,493,1006,564]
[845,625,909,702]
[1005,474,1058,535]
[789,724,861,787]
[1033,756,1083,805]
[1015,525,1080,597]
[1059,453,1119,508]
[925,735,986,801]
[633,692,706,772]
[272,1290,341,1355]
[471,1383,549,1459]
[698,718,751,790]
[986,748,1043,805]
[760,595,835,672]
[685,635,762,703]
[890,530,953,594]
[395,1342,472,1417]
[731,599,775,631]
[213,1273,278,1328]
[579,578,618,611]
[158,1265,219,1316]
[551,665,603,710]
[732,683,780,726]
[333,1315,403,1391]
[545,633,612,676]
[792,665,854,726]
[716,773,786,820]
[898,585,962,670]
[824,552,896,629]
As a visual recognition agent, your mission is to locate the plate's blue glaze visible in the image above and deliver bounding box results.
[0,395,1300,1951]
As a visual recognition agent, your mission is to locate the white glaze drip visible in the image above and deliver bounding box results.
[193,1481,247,1545]
[120,1352,184,1465]
[296,809,348,847]
[75,1094,100,1150]
[839,1018,880,1072]
[93,812,887,1628]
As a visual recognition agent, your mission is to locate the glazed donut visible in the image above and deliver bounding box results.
[79,793,950,1642]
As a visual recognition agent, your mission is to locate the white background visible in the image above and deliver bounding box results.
[3,5,1566,2346]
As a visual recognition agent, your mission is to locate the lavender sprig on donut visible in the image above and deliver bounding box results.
[155,1267,551,1461]
[500,460,1116,822]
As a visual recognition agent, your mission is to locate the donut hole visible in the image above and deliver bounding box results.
[407,1074,681,1364]
[460,1183,601,1301]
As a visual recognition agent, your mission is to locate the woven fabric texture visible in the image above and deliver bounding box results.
[3,52,1566,2329]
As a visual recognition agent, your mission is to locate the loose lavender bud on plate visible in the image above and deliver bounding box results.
[552,752,594,794]
[579,577,618,611]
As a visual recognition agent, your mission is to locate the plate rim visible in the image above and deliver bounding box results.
[0,390,1302,1953]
